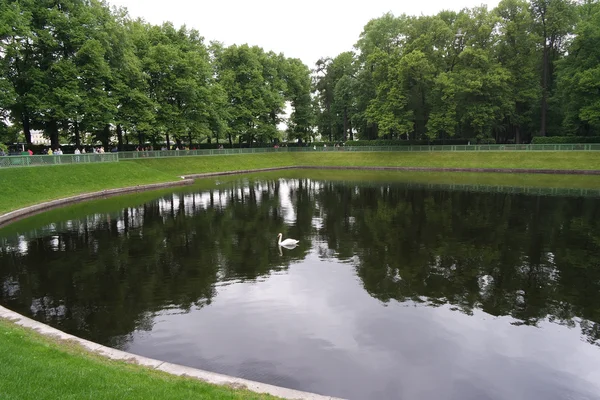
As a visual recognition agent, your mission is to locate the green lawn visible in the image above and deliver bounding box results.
[1,151,600,215]
[0,319,278,400]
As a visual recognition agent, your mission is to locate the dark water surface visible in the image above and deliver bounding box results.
[1,172,600,400]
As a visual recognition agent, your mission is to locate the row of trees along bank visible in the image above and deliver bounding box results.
[1,0,599,149]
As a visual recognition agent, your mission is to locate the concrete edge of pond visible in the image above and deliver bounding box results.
[181,165,600,180]
[0,306,343,400]
[295,165,600,175]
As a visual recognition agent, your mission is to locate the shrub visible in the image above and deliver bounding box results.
[532,136,600,144]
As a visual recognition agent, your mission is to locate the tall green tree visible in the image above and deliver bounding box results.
[494,0,539,143]
[555,0,600,136]
[530,0,577,137]
[285,58,315,143]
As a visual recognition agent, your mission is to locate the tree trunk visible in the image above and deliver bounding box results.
[540,45,548,137]
[515,126,521,144]
[228,133,233,147]
[343,108,348,142]
[166,133,171,150]
[46,120,59,149]
[74,120,81,147]
[103,124,111,148]
[22,113,32,146]
[116,124,124,150]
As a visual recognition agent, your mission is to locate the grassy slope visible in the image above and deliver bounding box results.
[127,151,600,175]
[2,151,600,215]
[0,319,277,400]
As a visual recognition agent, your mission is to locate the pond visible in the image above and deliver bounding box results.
[1,171,600,400]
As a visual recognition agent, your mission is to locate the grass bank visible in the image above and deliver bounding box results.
[2,151,600,215]
[0,319,277,400]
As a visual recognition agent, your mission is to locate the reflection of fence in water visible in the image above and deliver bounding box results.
[329,180,600,198]
[402,182,600,198]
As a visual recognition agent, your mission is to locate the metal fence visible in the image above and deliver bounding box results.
[0,153,119,168]
[116,143,600,159]
[1,143,599,168]
[117,147,289,159]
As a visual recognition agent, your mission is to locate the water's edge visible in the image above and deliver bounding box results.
[0,307,340,400]
[1,164,599,400]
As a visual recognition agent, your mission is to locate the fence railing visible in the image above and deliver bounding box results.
[1,143,599,168]
[0,153,119,168]
[118,143,600,159]
[117,147,289,159]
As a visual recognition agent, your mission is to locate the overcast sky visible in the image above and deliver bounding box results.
[107,0,499,68]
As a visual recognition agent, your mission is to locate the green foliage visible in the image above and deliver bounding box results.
[532,136,600,144]
[312,0,595,144]
[0,1,314,149]
[0,0,597,149]
[555,1,600,135]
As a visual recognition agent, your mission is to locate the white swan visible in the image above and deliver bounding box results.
[277,233,299,247]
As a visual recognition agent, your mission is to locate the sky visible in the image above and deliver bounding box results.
[107,0,500,68]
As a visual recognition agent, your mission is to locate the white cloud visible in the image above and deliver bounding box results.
[108,0,500,67]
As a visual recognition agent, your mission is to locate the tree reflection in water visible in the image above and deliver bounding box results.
[1,177,599,348]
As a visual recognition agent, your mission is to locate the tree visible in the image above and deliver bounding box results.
[0,0,41,146]
[530,0,577,137]
[314,52,357,141]
[285,58,315,143]
[555,1,600,136]
[494,0,539,143]
[214,44,268,147]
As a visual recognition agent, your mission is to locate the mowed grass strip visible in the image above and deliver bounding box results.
[1,151,600,215]
[0,319,279,400]
[126,151,600,175]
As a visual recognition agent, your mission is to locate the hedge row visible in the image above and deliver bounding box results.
[288,138,496,147]
[532,136,600,144]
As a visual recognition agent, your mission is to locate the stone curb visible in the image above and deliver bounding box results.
[0,307,343,400]
[294,165,600,175]
[180,165,600,180]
